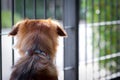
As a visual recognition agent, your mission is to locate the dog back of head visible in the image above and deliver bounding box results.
[9,19,67,80]
[9,19,67,58]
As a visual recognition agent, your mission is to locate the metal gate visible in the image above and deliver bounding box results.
[0,0,120,80]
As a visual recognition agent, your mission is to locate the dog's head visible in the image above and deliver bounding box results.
[9,19,67,59]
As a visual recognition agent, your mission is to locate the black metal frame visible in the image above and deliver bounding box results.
[0,0,2,80]
[11,0,15,66]
[63,0,79,80]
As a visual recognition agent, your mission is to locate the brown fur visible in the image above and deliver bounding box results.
[9,19,67,80]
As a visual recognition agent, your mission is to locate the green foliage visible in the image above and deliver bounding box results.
[83,0,120,72]
[2,10,22,28]
[81,0,120,22]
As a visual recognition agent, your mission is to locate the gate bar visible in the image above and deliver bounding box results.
[11,0,15,66]
[23,0,26,18]
[44,0,47,19]
[0,0,2,79]
[63,0,79,80]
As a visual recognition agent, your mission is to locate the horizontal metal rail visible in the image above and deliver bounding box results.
[96,72,120,80]
[80,20,120,27]
[80,52,120,64]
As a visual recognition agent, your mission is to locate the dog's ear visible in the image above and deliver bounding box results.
[9,20,28,36]
[8,21,22,36]
[57,26,67,37]
[9,25,19,36]
[50,19,67,37]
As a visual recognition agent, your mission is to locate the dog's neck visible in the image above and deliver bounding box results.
[25,49,50,60]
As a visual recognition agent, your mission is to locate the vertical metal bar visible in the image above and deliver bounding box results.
[23,0,26,18]
[104,0,107,79]
[0,0,2,79]
[75,0,79,79]
[118,1,120,77]
[92,0,95,79]
[98,0,101,79]
[84,0,88,80]
[44,0,47,19]
[85,0,87,79]
[110,0,113,78]
[53,0,56,19]
[79,0,81,79]
[63,0,79,80]
[11,0,15,66]
[115,0,118,77]
[34,0,37,19]
[116,0,119,77]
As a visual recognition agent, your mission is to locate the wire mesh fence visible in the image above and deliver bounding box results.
[0,0,120,80]
[79,0,120,80]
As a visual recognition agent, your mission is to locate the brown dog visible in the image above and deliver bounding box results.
[9,19,67,80]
